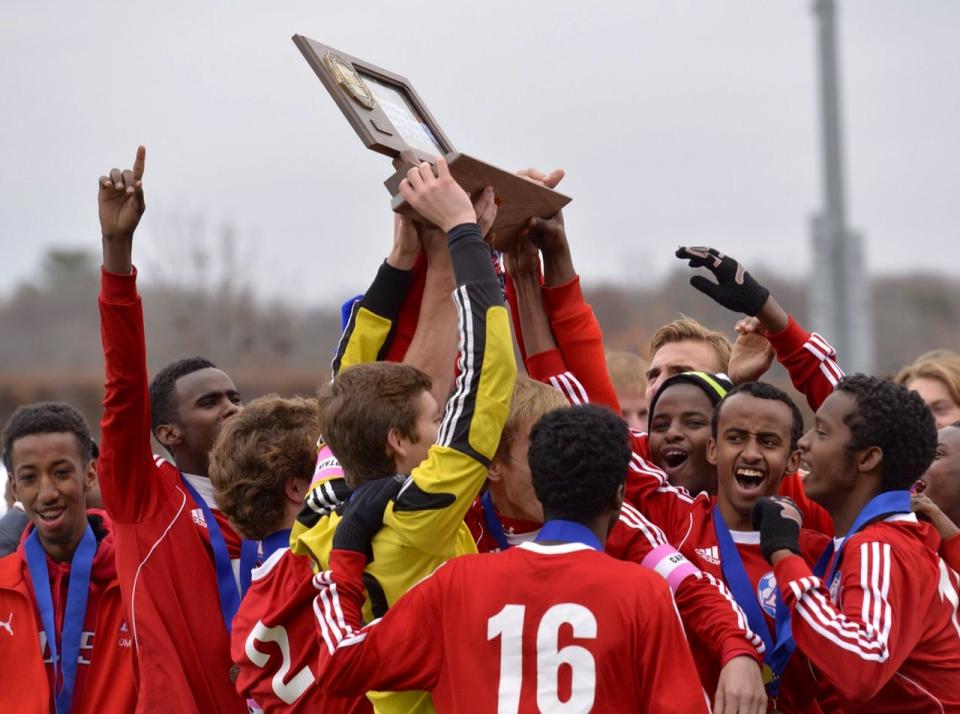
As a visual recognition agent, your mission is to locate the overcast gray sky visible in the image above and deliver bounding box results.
[1,0,958,307]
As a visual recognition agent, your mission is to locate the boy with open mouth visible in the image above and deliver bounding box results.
[754,375,960,712]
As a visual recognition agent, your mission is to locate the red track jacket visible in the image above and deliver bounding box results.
[0,511,136,713]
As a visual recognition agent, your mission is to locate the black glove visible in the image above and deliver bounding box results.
[676,246,770,317]
[332,475,405,560]
[752,497,801,562]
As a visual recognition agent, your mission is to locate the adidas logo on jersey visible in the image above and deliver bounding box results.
[695,546,721,566]
[191,508,207,528]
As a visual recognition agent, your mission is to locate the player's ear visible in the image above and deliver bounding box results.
[82,459,97,494]
[706,438,718,466]
[487,457,504,483]
[156,423,182,449]
[385,427,405,459]
[785,448,801,475]
[858,445,883,474]
[284,476,308,505]
[610,483,625,513]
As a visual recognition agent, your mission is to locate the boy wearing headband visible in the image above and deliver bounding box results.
[646,371,733,496]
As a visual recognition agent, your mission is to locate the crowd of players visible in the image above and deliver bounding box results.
[1,145,960,713]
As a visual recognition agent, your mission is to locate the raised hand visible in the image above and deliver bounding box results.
[99,146,146,241]
[473,186,497,241]
[676,246,770,317]
[99,146,146,274]
[399,157,475,233]
[503,233,540,282]
[515,167,565,190]
[728,317,776,384]
[388,215,421,271]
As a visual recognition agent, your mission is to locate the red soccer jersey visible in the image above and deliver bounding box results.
[525,275,836,538]
[232,548,370,714]
[316,541,710,713]
[608,502,766,690]
[775,515,960,713]
[610,453,831,712]
[941,532,960,572]
[99,268,245,712]
[766,314,844,412]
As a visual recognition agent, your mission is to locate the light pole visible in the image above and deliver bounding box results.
[809,0,875,374]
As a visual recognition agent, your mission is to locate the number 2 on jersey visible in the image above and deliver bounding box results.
[245,621,315,705]
[487,603,597,713]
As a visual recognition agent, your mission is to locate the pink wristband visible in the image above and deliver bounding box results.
[641,544,699,593]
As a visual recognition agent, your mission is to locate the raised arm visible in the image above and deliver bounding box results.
[97,146,172,522]
[401,188,494,409]
[385,158,517,553]
[676,246,843,410]
[504,232,558,360]
[330,218,417,376]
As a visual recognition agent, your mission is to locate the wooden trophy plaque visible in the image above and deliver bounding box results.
[292,35,571,249]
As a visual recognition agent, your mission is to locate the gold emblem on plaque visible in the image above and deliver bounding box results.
[323,52,376,110]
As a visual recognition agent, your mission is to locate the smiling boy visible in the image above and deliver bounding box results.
[754,375,960,712]
[0,402,135,713]
[646,372,732,496]
[607,381,830,711]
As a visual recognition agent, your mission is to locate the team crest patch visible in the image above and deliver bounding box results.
[757,571,778,618]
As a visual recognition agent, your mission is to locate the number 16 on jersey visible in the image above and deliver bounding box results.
[487,603,598,714]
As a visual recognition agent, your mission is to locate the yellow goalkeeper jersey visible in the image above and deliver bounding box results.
[293,225,515,713]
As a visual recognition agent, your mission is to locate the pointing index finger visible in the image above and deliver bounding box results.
[133,145,146,181]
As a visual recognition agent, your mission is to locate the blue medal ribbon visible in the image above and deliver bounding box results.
[238,528,292,596]
[238,540,259,598]
[481,492,511,552]
[25,524,96,714]
[180,477,244,632]
[535,519,603,552]
[713,506,794,697]
[812,490,911,585]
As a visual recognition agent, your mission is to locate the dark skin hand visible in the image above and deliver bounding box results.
[100,145,146,275]
[514,168,573,286]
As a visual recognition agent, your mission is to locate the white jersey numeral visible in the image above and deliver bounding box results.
[244,621,314,705]
[487,603,598,714]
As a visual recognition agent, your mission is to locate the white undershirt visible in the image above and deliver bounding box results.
[181,472,218,509]
[181,472,242,588]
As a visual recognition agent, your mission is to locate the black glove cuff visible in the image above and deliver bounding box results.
[760,533,801,562]
[743,281,771,317]
[331,514,373,556]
